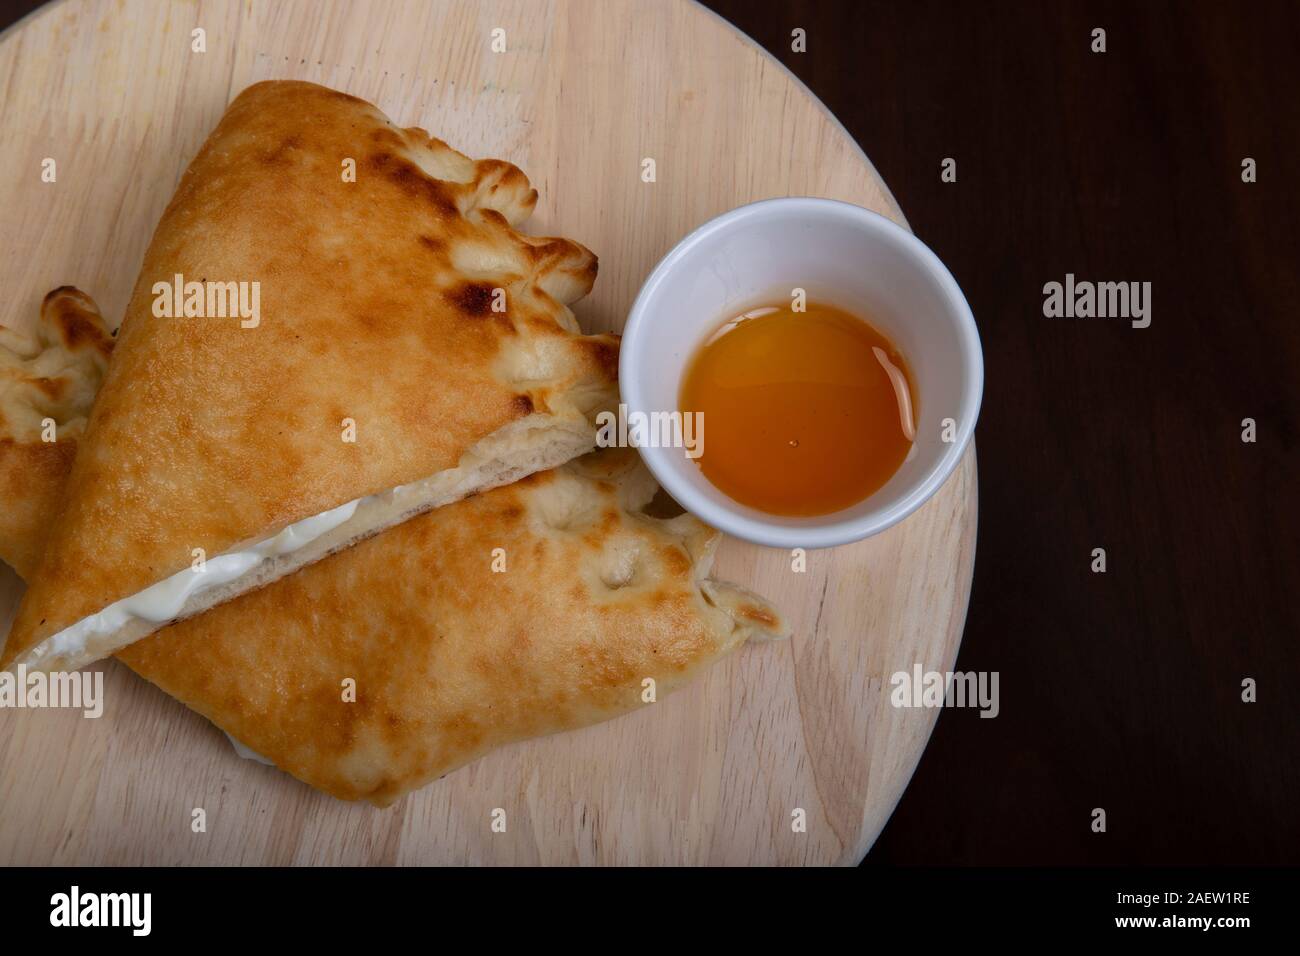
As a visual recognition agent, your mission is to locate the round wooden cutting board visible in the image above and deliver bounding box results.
[0,0,977,865]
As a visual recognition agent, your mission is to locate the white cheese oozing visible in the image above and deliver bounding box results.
[24,418,567,671]
[37,496,370,663]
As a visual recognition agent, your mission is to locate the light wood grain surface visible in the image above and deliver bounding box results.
[0,0,977,865]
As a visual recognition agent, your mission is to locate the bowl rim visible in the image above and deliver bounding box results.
[618,196,983,549]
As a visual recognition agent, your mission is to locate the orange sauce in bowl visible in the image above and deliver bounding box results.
[679,301,915,517]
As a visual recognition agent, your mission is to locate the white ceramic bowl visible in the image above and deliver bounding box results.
[619,197,982,549]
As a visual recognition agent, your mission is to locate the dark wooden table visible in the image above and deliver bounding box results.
[3,0,1295,865]
[699,0,1299,865]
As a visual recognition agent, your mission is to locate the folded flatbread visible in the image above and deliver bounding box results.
[0,293,787,804]
[2,81,619,674]
[119,448,785,804]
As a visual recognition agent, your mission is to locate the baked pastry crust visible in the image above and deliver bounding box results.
[1,290,787,806]
[0,287,113,579]
[2,81,618,673]
[118,448,787,805]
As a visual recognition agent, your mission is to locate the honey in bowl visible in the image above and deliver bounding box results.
[679,301,916,517]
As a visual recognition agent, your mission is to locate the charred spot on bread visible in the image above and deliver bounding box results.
[445,280,498,317]
[374,156,462,218]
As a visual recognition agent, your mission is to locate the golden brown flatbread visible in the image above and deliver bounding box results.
[3,81,618,674]
[0,291,787,804]
[117,448,786,804]
[0,288,113,579]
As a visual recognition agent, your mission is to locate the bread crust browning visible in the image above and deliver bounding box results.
[3,81,618,671]
[118,451,787,805]
[0,288,113,577]
[0,289,788,806]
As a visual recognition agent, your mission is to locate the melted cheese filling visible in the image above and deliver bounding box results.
[32,486,408,666]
